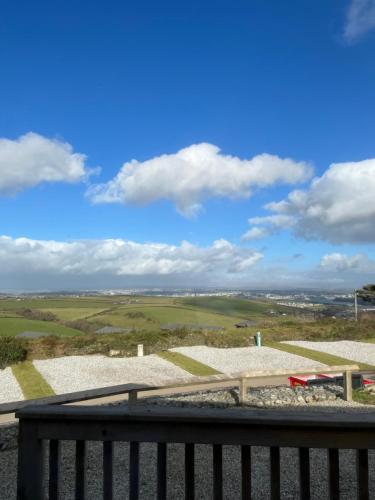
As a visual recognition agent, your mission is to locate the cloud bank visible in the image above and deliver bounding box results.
[343,0,375,42]
[88,143,312,217]
[0,133,92,195]
[0,236,263,281]
[244,157,375,244]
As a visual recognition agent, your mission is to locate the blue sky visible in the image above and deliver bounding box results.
[1,0,375,290]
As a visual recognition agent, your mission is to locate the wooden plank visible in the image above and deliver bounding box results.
[357,449,369,500]
[213,444,223,500]
[75,440,86,500]
[241,445,251,500]
[343,370,353,402]
[17,420,44,500]
[18,403,375,428]
[35,418,375,450]
[157,443,167,500]
[328,448,340,500]
[270,447,280,500]
[299,447,310,500]
[103,441,113,500]
[239,379,248,403]
[129,442,139,500]
[49,439,60,500]
[185,443,195,500]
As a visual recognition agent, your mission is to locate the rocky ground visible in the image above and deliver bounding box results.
[139,384,343,409]
[1,384,374,499]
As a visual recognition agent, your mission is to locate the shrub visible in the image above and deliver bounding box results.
[0,337,27,369]
[18,308,58,322]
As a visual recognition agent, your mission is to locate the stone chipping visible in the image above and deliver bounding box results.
[171,345,326,374]
[33,354,194,394]
[284,340,375,366]
[0,367,23,404]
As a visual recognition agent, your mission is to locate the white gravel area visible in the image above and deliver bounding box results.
[171,345,326,374]
[33,354,193,394]
[284,340,375,366]
[0,368,23,404]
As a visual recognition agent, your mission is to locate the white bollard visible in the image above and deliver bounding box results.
[137,344,144,357]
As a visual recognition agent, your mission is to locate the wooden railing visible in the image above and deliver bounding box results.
[1,364,359,416]
[16,404,375,500]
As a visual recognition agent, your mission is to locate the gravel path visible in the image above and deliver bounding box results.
[0,368,23,404]
[171,346,326,374]
[33,354,193,394]
[284,340,375,366]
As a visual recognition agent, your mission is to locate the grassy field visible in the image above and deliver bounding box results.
[12,361,55,399]
[0,294,375,368]
[179,296,281,318]
[0,317,82,337]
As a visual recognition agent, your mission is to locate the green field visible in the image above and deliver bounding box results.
[0,317,82,337]
[1,294,374,370]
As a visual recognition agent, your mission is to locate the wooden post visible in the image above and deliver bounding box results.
[17,420,45,500]
[239,378,248,403]
[128,391,138,405]
[343,370,353,402]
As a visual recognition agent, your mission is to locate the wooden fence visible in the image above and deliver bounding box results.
[16,403,375,500]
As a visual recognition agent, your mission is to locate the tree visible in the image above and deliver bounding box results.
[357,284,375,304]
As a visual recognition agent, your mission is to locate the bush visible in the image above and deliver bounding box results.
[18,308,58,322]
[0,337,27,369]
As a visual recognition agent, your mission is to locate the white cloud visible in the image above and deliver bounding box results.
[0,132,93,195]
[0,235,263,279]
[343,0,375,42]
[319,253,366,271]
[241,226,272,241]
[87,143,312,217]
[241,214,296,241]
[262,158,375,243]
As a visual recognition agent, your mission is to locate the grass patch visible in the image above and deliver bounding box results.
[266,342,375,371]
[158,350,221,376]
[12,361,55,399]
[353,389,375,405]
[0,317,83,337]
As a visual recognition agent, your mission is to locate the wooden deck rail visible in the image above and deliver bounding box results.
[16,404,375,500]
[0,364,359,415]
